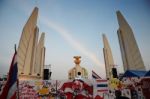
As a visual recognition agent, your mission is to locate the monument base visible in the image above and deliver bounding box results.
[19,74,42,80]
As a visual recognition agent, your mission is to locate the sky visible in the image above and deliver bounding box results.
[0,0,150,79]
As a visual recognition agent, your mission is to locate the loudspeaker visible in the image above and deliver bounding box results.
[112,68,118,78]
[44,69,49,80]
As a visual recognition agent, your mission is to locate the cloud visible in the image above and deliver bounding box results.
[40,16,104,69]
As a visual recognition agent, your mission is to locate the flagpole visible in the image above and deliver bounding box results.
[56,80,57,98]
[14,44,17,53]
[15,44,19,99]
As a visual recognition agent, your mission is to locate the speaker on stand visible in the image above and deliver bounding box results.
[112,68,118,78]
[44,69,49,80]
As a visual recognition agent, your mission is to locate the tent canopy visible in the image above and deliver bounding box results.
[145,70,150,77]
[123,70,147,77]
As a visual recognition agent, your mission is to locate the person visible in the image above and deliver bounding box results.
[131,89,138,99]
[115,90,129,99]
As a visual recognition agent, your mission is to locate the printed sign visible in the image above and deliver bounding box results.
[19,79,93,98]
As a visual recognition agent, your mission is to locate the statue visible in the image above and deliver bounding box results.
[68,56,88,80]
[74,56,81,65]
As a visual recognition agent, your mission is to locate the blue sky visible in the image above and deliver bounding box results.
[0,0,150,79]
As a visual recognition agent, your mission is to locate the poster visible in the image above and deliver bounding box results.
[19,79,93,98]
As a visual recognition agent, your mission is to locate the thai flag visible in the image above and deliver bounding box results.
[96,79,108,92]
[0,51,18,99]
[93,79,108,98]
[92,70,101,79]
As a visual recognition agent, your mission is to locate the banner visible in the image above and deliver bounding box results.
[19,79,93,98]
[19,80,56,98]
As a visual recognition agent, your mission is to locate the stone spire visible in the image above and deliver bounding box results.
[117,11,145,71]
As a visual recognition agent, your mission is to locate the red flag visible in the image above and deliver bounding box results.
[95,95,103,99]
[75,94,88,99]
[0,51,18,99]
